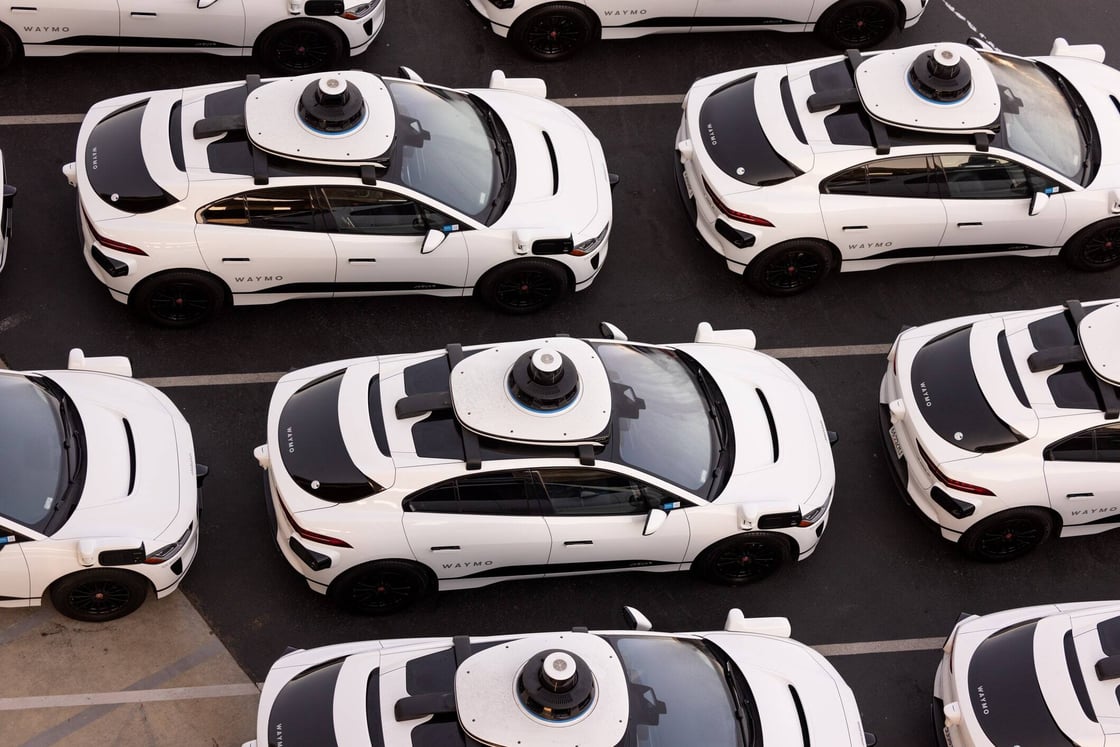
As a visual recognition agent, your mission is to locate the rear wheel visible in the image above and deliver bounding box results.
[476,259,570,314]
[960,508,1053,562]
[693,533,788,585]
[510,4,596,61]
[815,0,898,49]
[329,561,432,615]
[1060,218,1120,272]
[49,570,148,622]
[746,240,833,296]
[257,20,347,74]
[0,25,21,70]
[129,271,226,328]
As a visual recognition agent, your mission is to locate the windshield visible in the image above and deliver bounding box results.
[606,636,752,747]
[592,344,721,494]
[0,374,83,533]
[383,81,506,223]
[980,52,1091,183]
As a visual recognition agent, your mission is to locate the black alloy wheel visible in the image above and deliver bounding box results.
[149,282,214,324]
[1076,224,1120,269]
[748,241,833,295]
[817,0,897,49]
[272,29,334,72]
[962,509,1053,562]
[333,561,430,615]
[50,570,148,622]
[479,259,569,314]
[697,534,787,585]
[526,13,589,57]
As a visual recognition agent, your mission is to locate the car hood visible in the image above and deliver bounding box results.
[1041,54,1120,185]
[47,371,190,540]
[473,88,610,234]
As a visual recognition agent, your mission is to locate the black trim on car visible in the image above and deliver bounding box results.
[90,246,129,277]
[446,558,678,580]
[36,36,239,49]
[233,280,461,295]
[289,536,332,571]
[612,16,797,28]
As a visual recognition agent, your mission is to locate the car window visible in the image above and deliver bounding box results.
[538,468,674,516]
[1049,424,1120,463]
[405,471,542,516]
[938,154,1041,200]
[823,156,938,198]
[320,186,429,236]
[198,187,323,231]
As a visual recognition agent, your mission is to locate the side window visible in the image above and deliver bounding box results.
[823,156,936,198]
[1048,425,1120,463]
[1099,424,1120,462]
[405,471,541,516]
[539,469,674,516]
[939,154,1032,200]
[320,186,428,236]
[197,187,321,231]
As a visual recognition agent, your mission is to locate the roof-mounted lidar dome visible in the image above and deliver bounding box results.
[509,348,580,412]
[854,43,1001,133]
[244,70,395,164]
[909,45,972,102]
[298,74,366,133]
[517,650,596,721]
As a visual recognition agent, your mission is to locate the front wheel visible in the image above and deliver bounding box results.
[329,561,432,615]
[692,533,788,585]
[1060,219,1120,272]
[257,20,347,75]
[746,240,833,296]
[814,0,898,49]
[49,570,149,622]
[510,4,596,61]
[475,259,571,314]
[960,508,1054,562]
[129,271,226,328]
[0,25,22,70]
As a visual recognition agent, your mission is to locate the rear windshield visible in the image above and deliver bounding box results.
[698,75,801,186]
[85,100,179,214]
[911,327,1024,452]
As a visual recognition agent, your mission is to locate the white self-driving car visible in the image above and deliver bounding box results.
[677,38,1120,294]
[254,323,835,614]
[0,350,204,621]
[880,299,1120,561]
[0,0,385,74]
[245,608,875,747]
[63,68,613,327]
[465,0,928,61]
[935,600,1120,747]
[1,149,13,273]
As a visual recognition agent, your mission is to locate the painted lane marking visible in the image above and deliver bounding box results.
[815,636,946,657]
[0,114,84,126]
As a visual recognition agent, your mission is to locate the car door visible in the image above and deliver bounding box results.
[538,467,691,577]
[590,0,699,33]
[6,0,119,50]
[819,155,948,265]
[320,186,471,297]
[117,0,246,53]
[194,186,338,301]
[0,524,31,606]
[401,470,552,583]
[692,0,811,32]
[936,153,1068,261]
[1044,424,1120,531]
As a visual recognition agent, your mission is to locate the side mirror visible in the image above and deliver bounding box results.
[599,321,627,341]
[723,609,792,638]
[623,606,653,631]
[642,508,667,536]
[68,348,133,377]
[421,228,446,254]
[397,66,424,83]
[1029,192,1050,216]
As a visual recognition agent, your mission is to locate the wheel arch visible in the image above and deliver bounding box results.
[0,21,24,64]
[252,16,348,57]
[325,557,438,596]
[128,267,233,305]
[472,256,575,296]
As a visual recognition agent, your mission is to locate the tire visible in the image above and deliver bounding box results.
[745,240,833,296]
[510,4,596,62]
[256,20,348,75]
[129,271,226,328]
[692,533,788,585]
[1060,218,1120,272]
[0,24,22,70]
[328,560,432,616]
[475,259,571,314]
[49,570,149,622]
[814,0,899,49]
[960,508,1054,562]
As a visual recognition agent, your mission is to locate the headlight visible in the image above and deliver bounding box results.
[572,223,609,256]
[144,523,193,564]
[342,0,380,19]
[799,489,833,526]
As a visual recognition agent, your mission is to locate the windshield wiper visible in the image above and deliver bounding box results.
[1054,74,1095,182]
[722,659,752,745]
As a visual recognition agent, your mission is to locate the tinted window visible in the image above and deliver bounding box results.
[939,153,1035,199]
[267,659,344,747]
[199,187,322,231]
[320,186,425,236]
[539,469,673,516]
[824,156,938,198]
[85,99,179,214]
[698,74,801,186]
[406,472,540,516]
[1049,424,1120,463]
[911,327,1025,452]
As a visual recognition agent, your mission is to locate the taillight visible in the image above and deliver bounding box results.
[702,179,773,227]
[918,444,994,496]
[278,498,352,548]
[83,208,147,256]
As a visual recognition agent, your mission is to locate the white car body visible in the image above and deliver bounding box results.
[1,149,12,273]
[935,600,1120,747]
[0,0,385,72]
[245,609,871,747]
[677,38,1120,294]
[0,350,202,621]
[254,323,835,613]
[466,0,928,57]
[64,68,612,326]
[880,298,1120,560]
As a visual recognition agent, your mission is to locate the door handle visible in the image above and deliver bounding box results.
[221,257,250,262]
[1067,492,1095,498]
[130,11,158,16]
[957,222,983,227]
[564,540,593,546]
[841,225,869,231]
[430,545,460,552]
[9,7,37,12]
[347,258,377,263]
